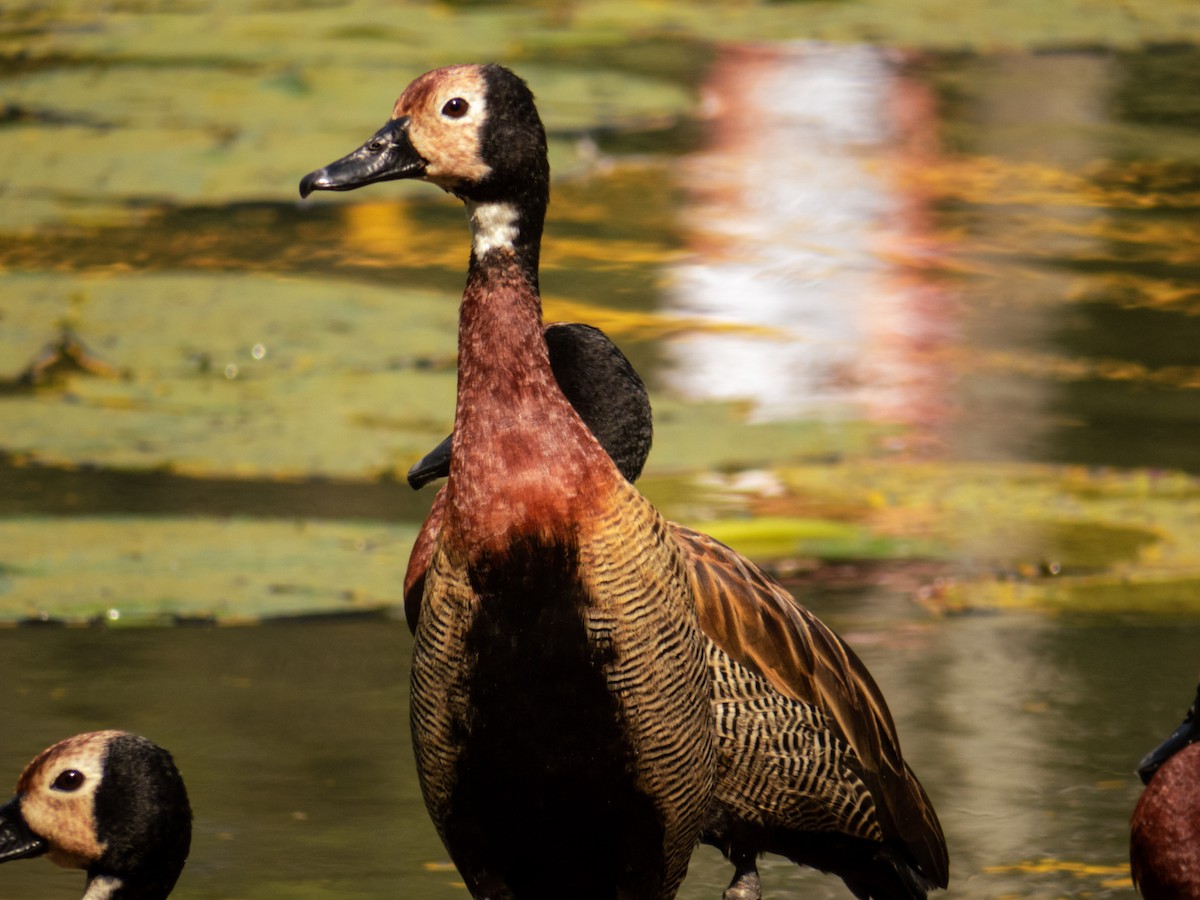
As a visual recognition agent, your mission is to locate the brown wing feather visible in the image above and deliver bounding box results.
[406,506,947,887]
[672,523,949,888]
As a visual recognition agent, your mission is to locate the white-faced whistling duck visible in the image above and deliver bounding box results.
[0,731,191,900]
[301,65,716,899]
[404,317,949,898]
[1132,683,1200,899]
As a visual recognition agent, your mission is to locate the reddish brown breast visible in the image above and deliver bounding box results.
[442,255,616,556]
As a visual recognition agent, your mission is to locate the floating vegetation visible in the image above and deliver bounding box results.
[1,6,1199,632]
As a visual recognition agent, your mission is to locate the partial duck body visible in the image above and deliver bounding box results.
[301,65,714,899]
[0,731,191,900]
[693,526,945,900]
[1131,683,1200,899]
[404,322,653,633]
[405,329,949,898]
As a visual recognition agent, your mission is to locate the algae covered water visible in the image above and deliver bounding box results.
[3,3,1200,897]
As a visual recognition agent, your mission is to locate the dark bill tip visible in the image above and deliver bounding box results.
[0,798,47,864]
[1138,716,1199,785]
[298,117,425,200]
[298,169,330,199]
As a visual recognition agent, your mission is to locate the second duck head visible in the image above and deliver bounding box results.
[0,730,191,900]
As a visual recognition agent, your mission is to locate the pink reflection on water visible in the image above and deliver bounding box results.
[664,43,957,446]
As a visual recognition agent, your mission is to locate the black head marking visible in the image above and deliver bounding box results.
[92,734,192,894]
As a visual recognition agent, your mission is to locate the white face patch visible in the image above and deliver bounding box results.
[467,200,520,256]
[397,66,492,192]
[17,731,118,869]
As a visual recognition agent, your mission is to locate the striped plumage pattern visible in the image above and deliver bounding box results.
[576,480,717,889]
[407,507,948,897]
[677,524,948,895]
[708,643,882,838]
[404,476,948,898]
[411,475,714,900]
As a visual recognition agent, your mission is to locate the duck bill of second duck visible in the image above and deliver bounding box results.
[0,797,46,863]
[300,64,715,900]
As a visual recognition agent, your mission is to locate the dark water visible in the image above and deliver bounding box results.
[2,19,1200,900]
[0,610,1195,898]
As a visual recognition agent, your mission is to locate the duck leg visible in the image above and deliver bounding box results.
[723,849,762,900]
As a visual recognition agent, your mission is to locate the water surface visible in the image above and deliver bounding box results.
[0,611,1195,899]
[2,6,1200,899]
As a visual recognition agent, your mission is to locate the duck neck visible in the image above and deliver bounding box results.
[459,198,547,394]
[84,848,185,899]
[466,197,543,285]
[448,200,606,548]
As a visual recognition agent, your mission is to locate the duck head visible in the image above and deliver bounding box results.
[301,61,555,330]
[300,65,549,249]
[0,731,191,899]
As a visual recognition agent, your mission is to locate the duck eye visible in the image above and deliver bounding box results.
[442,97,469,119]
[51,769,85,792]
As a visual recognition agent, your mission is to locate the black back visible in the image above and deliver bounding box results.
[544,323,652,483]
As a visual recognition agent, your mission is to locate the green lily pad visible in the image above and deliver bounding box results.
[0,515,418,624]
[0,272,459,478]
[629,460,1200,616]
[690,515,925,561]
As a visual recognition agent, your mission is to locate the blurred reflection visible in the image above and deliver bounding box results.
[664,43,957,440]
[944,52,1114,467]
[662,43,1200,897]
[663,44,1200,475]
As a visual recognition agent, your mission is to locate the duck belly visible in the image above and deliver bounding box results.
[411,519,713,899]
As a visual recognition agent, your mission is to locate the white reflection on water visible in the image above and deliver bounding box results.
[664,42,956,431]
[663,44,1161,899]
